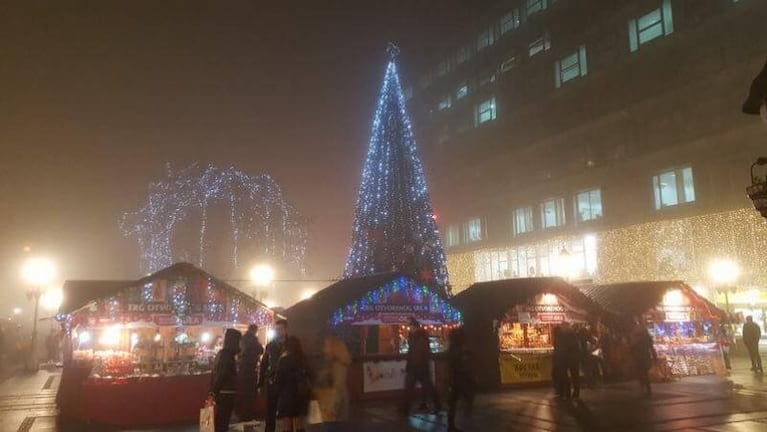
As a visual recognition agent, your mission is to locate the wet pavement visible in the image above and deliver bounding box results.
[3,357,767,431]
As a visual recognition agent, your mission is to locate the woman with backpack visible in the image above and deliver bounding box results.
[275,336,311,432]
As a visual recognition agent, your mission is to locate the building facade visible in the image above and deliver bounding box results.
[404,0,767,326]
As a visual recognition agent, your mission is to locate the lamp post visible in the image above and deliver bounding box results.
[249,264,275,303]
[708,259,740,316]
[20,257,56,371]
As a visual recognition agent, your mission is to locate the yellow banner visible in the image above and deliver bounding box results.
[499,353,552,384]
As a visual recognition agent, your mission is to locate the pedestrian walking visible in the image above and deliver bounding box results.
[401,318,441,415]
[238,324,264,422]
[208,328,241,432]
[275,336,311,432]
[564,323,582,399]
[630,323,656,396]
[315,336,351,432]
[260,319,289,432]
[552,324,566,398]
[446,328,474,432]
[743,316,763,373]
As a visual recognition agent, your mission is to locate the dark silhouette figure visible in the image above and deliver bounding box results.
[238,324,264,421]
[275,336,311,432]
[630,324,656,396]
[209,328,241,432]
[553,323,581,399]
[402,318,441,415]
[447,328,474,432]
[260,319,288,432]
[743,316,763,373]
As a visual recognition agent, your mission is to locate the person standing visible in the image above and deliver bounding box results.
[630,323,656,396]
[401,318,441,415]
[275,336,311,432]
[743,316,763,373]
[239,324,264,422]
[208,329,241,432]
[260,319,288,432]
[552,324,567,398]
[316,336,351,432]
[446,328,473,432]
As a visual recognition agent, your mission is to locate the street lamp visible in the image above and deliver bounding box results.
[708,258,740,315]
[249,264,275,301]
[20,257,56,371]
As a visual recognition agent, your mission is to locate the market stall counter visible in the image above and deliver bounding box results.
[286,272,461,401]
[56,262,276,427]
[452,277,604,390]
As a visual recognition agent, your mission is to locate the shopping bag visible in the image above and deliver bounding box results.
[200,404,215,432]
[307,400,323,425]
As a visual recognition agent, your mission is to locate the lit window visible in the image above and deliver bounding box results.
[500,9,521,35]
[555,45,588,87]
[437,95,451,111]
[446,225,461,247]
[437,59,451,77]
[456,82,469,100]
[653,167,695,209]
[575,189,602,222]
[528,33,551,57]
[455,46,471,65]
[629,0,674,52]
[526,0,549,17]
[500,53,518,73]
[475,97,497,125]
[513,206,534,235]
[540,198,566,229]
[477,27,496,51]
[464,218,484,242]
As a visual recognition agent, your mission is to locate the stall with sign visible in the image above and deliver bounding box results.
[56,263,276,427]
[286,272,461,400]
[452,278,602,389]
[580,281,727,379]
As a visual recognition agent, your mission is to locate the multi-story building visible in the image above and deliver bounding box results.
[405,0,767,324]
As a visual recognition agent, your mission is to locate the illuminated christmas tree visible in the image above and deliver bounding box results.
[344,44,450,293]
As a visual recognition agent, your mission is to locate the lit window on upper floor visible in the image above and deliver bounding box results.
[455,45,471,65]
[464,218,484,243]
[456,82,469,100]
[436,59,451,77]
[500,53,518,73]
[575,189,602,222]
[403,86,413,101]
[446,224,461,247]
[554,45,588,88]
[653,167,695,209]
[629,0,674,52]
[475,96,497,126]
[437,95,452,111]
[528,33,551,57]
[525,0,549,17]
[540,198,566,229]
[477,27,496,51]
[500,9,521,35]
[513,206,534,236]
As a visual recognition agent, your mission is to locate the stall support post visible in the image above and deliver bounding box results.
[26,288,42,372]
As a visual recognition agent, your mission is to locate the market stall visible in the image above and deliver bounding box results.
[56,262,276,427]
[451,278,602,389]
[286,272,461,400]
[580,281,727,380]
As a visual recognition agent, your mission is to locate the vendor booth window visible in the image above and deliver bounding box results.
[540,198,566,229]
[652,166,695,209]
[575,189,602,222]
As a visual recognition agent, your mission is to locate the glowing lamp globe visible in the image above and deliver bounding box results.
[708,259,740,285]
[249,264,275,287]
[21,258,56,286]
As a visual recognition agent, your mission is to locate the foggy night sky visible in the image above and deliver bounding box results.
[0,1,484,312]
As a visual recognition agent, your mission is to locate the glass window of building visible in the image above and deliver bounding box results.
[528,33,551,57]
[513,206,534,235]
[437,95,452,111]
[455,45,471,65]
[555,45,588,87]
[478,70,497,87]
[575,189,602,222]
[464,218,484,242]
[500,9,521,35]
[437,59,451,77]
[653,167,695,209]
[525,0,549,17]
[540,198,566,229]
[446,224,460,247]
[477,27,496,51]
[456,82,469,100]
[628,0,674,52]
[500,53,518,73]
[475,97,497,126]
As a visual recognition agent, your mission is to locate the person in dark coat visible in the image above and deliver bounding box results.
[260,319,288,432]
[208,328,242,432]
[238,324,264,421]
[630,323,656,396]
[401,318,441,415]
[743,316,763,373]
[446,328,473,432]
[275,336,311,432]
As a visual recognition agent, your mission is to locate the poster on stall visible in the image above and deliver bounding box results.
[507,293,587,325]
[499,354,552,384]
[362,359,436,393]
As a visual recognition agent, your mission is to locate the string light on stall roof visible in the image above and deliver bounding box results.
[121,163,308,276]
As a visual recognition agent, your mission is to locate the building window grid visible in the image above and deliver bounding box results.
[464,218,484,243]
[513,206,534,236]
[629,0,674,52]
[446,224,461,247]
[653,167,695,209]
[455,46,471,65]
[500,54,518,73]
[555,45,588,88]
[575,189,603,222]
[525,0,549,17]
[437,95,452,111]
[528,33,551,57]
[540,198,566,229]
[475,96,497,126]
[477,27,496,51]
[456,82,469,100]
[500,9,521,35]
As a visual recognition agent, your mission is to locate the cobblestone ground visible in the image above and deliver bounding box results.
[3,356,767,432]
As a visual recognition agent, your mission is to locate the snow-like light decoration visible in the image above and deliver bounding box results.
[344,44,450,292]
[330,276,462,327]
[121,164,308,276]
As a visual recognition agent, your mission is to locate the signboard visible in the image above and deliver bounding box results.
[507,294,586,325]
[499,353,552,384]
[362,359,436,393]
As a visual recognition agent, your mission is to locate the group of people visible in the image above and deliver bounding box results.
[207,319,351,432]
